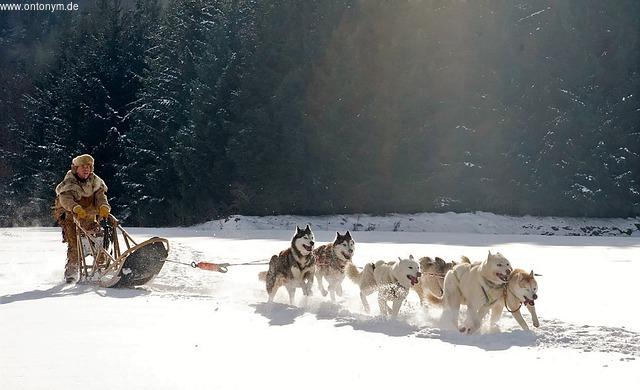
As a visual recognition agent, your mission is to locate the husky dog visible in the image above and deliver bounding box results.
[440,251,512,334]
[488,269,540,331]
[413,256,456,305]
[265,225,315,304]
[314,231,354,302]
[346,255,421,319]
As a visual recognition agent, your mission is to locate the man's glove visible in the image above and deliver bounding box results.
[99,205,111,219]
[72,205,87,219]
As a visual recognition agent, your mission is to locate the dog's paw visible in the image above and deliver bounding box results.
[459,326,473,334]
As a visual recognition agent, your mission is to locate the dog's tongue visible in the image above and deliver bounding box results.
[525,298,535,306]
[407,275,418,285]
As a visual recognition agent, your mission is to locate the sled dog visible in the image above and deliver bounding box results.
[314,231,354,302]
[413,256,456,305]
[489,269,540,331]
[264,225,315,304]
[440,251,512,334]
[346,255,421,319]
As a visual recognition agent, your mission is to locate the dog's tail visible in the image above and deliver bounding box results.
[460,255,471,264]
[259,255,278,281]
[345,262,362,284]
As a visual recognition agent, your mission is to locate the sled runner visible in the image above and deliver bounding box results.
[73,215,169,288]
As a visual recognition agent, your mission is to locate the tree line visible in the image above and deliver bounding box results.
[1,0,639,227]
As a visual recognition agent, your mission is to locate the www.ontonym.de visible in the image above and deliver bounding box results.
[0,2,79,12]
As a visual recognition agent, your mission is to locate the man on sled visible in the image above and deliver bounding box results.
[53,154,111,283]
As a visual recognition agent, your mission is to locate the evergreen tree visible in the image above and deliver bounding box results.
[125,0,242,225]
[227,0,355,215]
[2,0,639,225]
[3,0,158,225]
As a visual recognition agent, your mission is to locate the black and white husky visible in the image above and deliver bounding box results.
[265,225,316,304]
[313,231,355,302]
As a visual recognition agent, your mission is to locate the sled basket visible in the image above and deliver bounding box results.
[74,215,169,288]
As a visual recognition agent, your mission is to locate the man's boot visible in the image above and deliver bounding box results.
[64,259,79,283]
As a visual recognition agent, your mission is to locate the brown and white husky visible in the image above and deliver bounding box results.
[489,269,540,331]
[314,231,355,302]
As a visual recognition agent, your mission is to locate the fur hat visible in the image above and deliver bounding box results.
[72,154,94,168]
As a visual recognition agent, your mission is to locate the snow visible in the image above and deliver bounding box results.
[1,212,639,390]
[197,211,640,237]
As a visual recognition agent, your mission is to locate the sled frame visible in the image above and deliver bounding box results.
[73,214,170,287]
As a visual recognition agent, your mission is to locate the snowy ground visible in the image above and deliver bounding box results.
[199,211,640,236]
[1,214,639,390]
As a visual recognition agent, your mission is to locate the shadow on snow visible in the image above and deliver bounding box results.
[0,282,150,305]
[251,300,640,356]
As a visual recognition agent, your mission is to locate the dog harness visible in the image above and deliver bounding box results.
[453,268,504,307]
[480,285,500,307]
[481,276,506,304]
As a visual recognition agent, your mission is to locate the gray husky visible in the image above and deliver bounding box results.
[265,225,316,304]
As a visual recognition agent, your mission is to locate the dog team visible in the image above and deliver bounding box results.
[261,225,540,334]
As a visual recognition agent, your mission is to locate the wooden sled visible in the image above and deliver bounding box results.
[74,214,169,288]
